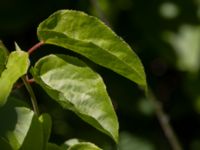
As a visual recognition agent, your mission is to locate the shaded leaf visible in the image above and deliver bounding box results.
[19,113,43,150]
[0,41,9,75]
[0,49,29,106]
[37,10,147,89]
[0,137,12,150]
[39,113,52,149]
[0,97,43,150]
[31,54,119,143]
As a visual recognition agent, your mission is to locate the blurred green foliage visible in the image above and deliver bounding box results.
[1,0,200,149]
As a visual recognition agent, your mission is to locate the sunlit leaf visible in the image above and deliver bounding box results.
[62,138,80,148]
[0,41,8,75]
[31,54,119,143]
[37,10,147,89]
[63,139,102,150]
[67,142,102,150]
[0,48,30,106]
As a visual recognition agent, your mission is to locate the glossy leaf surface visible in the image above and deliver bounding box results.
[37,10,147,88]
[31,54,119,142]
[0,50,29,106]
[0,41,8,75]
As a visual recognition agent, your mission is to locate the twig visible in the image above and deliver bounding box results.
[14,78,34,89]
[28,41,44,55]
[146,89,183,150]
[21,75,39,116]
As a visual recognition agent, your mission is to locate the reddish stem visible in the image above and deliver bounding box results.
[28,41,44,55]
[14,78,35,89]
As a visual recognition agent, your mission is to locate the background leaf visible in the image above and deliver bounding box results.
[31,54,119,143]
[37,10,147,89]
[118,132,154,150]
[0,49,29,106]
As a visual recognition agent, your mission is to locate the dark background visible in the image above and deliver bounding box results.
[1,0,200,149]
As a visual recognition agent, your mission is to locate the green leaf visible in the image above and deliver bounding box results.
[62,138,102,150]
[118,132,154,150]
[0,97,43,150]
[37,10,147,89]
[0,49,30,106]
[62,139,80,149]
[39,113,52,149]
[19,112,44,150]
[31,54,119,143]
[0,41,9,75]
[67,142,102,150]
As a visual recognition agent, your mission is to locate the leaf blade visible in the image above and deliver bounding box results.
[37,10,147,89]
[0,50,30,106]
[67,142,102,150]
[0,97,43,150]
[62,139,102,150]
[31,54,119,143]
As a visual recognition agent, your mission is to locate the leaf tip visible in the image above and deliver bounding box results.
[14,42,21,51]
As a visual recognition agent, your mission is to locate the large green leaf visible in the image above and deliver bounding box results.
[37,10,147,89]
[0,97,43,150]
[0,49,30,106]
[0,41,8,75]
[31,54,119,143]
